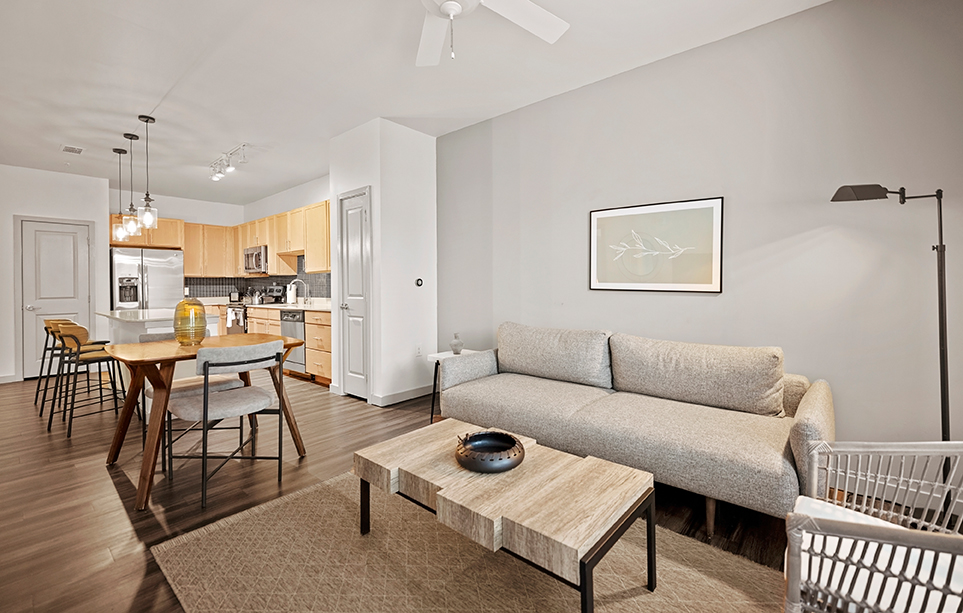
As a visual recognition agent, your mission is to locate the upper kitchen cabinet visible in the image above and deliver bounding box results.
[183,223,204,276]
[254,217,269,246]
[287,208,305,252]
[183,223,236,278]
[304,201,330,273]
[109,215,184,249]
[203,224,235,277]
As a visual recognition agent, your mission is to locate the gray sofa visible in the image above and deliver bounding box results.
[440,322,835,530]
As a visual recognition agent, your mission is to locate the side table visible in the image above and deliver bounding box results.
[426,349,476,425]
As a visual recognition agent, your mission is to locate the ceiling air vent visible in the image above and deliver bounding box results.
[61,145,84,155]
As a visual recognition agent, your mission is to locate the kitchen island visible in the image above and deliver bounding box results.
[95,309,219,345]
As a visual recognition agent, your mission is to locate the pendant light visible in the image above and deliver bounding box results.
[137,114,159,230]
[111,147,129,242]
[123,132,141,236]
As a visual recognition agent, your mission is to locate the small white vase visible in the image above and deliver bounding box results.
[449,333,464,355]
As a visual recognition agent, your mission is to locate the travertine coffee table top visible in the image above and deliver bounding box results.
[353,419,654,584]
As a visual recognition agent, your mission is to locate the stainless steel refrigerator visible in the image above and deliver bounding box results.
[111,248,185,310]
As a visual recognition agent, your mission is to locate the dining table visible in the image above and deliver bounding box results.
[105,333,307,511]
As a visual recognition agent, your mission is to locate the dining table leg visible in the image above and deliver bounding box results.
[134,362,176,511]
[268,365,306,457]
[106,366,145,465]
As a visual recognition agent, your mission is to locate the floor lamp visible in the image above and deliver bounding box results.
[832,184,950,441]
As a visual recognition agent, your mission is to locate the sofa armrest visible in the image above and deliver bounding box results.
[789,379,835,496]
[440,350,498,391]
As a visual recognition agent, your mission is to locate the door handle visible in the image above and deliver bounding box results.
[340,303,348,310]
[24,304,38,311]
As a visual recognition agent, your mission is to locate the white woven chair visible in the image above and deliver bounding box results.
[786,441,963,612]
[166,340,285,508]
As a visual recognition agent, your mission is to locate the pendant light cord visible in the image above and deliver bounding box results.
[144,121,150,196]
[129,137,135,208]
[117,153,123,213]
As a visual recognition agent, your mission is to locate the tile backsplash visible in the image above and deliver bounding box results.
[185,256,330,299]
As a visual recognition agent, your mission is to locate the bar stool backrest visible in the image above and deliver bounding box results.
[57,324,91,353]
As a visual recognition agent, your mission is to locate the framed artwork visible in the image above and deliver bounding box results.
[590,196,723,292]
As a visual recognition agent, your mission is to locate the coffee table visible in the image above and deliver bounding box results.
[353,419,656,613]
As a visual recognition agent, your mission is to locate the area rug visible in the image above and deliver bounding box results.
[152,473,785,612]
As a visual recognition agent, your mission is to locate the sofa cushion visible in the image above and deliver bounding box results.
[441,372,613,451]
[561,392,798,517]
[497,322,613,389]
[609,333,785,417]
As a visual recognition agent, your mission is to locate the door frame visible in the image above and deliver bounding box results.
[336,186,373,400]
[12,215,95,383]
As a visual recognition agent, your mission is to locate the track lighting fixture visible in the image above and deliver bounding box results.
[209,143,248,182]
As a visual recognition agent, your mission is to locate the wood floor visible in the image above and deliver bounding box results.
[0,374,786,612]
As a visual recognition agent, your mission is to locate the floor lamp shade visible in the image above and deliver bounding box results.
[831,184,890,201]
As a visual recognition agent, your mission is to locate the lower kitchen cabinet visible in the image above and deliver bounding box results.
[305,347,331,379]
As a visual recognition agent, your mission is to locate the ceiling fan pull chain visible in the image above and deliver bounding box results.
[450,13,455,59]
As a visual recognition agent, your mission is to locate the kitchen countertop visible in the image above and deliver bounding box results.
[197,297,331,312]
[96,309,176,323]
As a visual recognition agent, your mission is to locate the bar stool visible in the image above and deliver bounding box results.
[34,318,74,408]
[38,320,107,418]
[49,323,125,438]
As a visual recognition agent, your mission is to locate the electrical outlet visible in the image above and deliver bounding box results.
[415,345,422,357]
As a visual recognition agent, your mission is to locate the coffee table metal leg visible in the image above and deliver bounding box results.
[428,360,440,425]
[579,562,594,613]
[360,478,370,535]
[646,492,657,590]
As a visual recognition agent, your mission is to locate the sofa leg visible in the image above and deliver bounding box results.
[706,497,716,538]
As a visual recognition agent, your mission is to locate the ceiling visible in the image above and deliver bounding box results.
[0,0,832,205]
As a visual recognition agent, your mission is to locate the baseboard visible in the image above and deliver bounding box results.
[0,374,21,384]
[369,384,432,407]
[328,383,343,396]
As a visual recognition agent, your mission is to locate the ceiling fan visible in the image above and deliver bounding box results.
[416,0,569,66]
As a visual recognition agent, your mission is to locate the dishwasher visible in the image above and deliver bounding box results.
[279,310,306,373]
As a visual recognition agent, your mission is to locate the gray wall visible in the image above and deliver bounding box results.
[436,0,963,441]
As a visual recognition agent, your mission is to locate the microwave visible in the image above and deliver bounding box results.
[243,245,269,274]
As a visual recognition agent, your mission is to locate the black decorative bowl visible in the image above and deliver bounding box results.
[455,431,525,473]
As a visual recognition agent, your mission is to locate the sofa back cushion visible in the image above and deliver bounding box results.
[497,322,613,389]
[609,333,785,417]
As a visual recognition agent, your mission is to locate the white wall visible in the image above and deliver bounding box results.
[329,118,437,406]
[1,163,110,381]
[108,189,244,226]
[436,0,963,442]
[244,176,330,221]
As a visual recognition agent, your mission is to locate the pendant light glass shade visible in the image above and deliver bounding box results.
[123,132,141,236]
[112,147,129,242]
[137,115,160,230]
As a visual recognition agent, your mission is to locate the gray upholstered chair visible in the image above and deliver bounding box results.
[786,441,963,612]
[138,332,245,406]
[165,340,285,507]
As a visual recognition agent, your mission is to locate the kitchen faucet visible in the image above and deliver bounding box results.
[288,279,309,302]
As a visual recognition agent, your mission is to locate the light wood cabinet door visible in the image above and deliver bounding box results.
[288,208,305,252]
[255,218,269,246]
[304,201,330,273]
[183,223,204,277]
[234,225,245,276]
[203,225,234,278]
[305,311,331,325]
[306,348,332,379]
[305,322,331,351]
[149,218,184,249]
[274,212,289,252]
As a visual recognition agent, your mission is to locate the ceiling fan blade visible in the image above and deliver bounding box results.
[416,12,449,67]
[481,0,569,44]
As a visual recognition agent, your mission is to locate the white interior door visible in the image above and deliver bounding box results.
[21,220,91,377]
[340,188,371,399]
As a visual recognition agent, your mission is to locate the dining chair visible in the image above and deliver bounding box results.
[165,340,285,508]
[49,323,125,438]
[138,331,246,471]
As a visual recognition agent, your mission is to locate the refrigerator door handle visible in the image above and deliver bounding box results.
[140,262,148,310]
